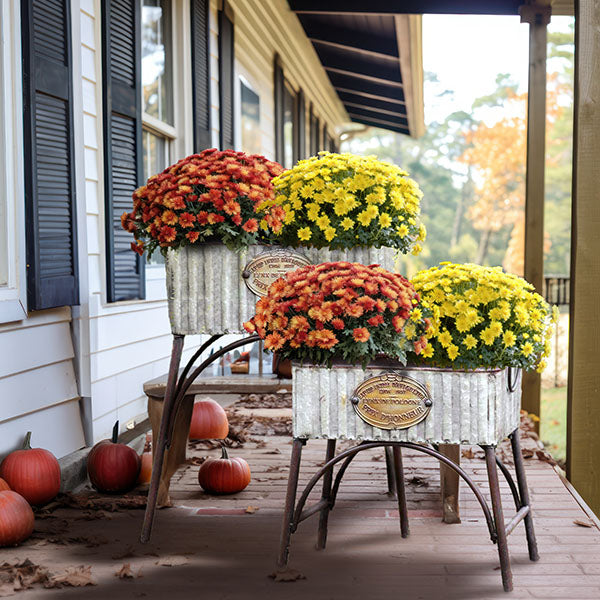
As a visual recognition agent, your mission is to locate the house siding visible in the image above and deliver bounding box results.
[1,0,347,456]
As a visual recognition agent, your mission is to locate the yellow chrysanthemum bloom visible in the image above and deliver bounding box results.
[379,213,392,228]
[324,227,336,242]
[503,330,516,347]
[447,344,460,361]
[522,342,534,357]
[463,334,477,349]
[298,227,311,241]
[340,217,354,231]
[438,330,453,348]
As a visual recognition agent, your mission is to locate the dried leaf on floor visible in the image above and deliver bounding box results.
[115,564,135,579]
[264,448,281,455]
[245,506,259,514]
[408,476,429,488]
[155,556,189,567]
[461,448,476,459]
[573,518,594,528]
[268,568,306,583]
[371,454,384,462]
[521,448,535,459]
[45,566,96,588]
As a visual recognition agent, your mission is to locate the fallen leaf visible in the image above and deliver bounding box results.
[408,476,429,488]
[115,564,135,579]
[268,568,306,582]
[264,448,282,455]
[45,565,96,588]
[371,454,384,462]
[573,519,594,528]
[461,448,476,459]
[155,556,189,567]
[245,506,259,514]
[521,448,535,459]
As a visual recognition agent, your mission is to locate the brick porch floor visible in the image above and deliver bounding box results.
[2,401,600,599]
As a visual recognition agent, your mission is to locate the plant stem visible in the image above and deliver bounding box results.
[22,432,32,450]
[221,446,229,459]
[112,421,119,444]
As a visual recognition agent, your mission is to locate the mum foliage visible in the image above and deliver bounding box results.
[264,152,425,253]
[121,149,285,257]
[410,262,558,372]
[243,262,431,367]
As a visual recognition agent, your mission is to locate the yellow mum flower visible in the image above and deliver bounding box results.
[324,226,336,242]
[357,210,372,227]
[447,344,459,361]
[463,334,477,349]
[536,360,547,373]
[421,344,434,358]
[503,330,516,347]
[379,213,392,228]
[297,227,311,241]
[316,215,330,231]
[522,342,534,357]
[397,224,409,237]
[341,217,354,231]
[438,330,452,348]
[410,308,422,322]
[480,327,497,345]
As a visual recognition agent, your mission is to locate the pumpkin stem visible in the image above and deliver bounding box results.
[221,446,229,460]
[22,432,32,450]
[112,421,119,444]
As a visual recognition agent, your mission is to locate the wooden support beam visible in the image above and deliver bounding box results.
[519,2,551,423]
[567,0,600,517]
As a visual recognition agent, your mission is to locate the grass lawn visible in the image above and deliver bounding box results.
[540,386,567,464]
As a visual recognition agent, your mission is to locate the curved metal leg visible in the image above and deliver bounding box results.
[484,445,513,593]
[141,335,185,543]
[510,430,539,561]
[317,439,336,550]
[393,446,409,538]
[278,438,305,568]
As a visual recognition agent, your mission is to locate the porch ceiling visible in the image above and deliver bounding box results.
[290,0,573,139]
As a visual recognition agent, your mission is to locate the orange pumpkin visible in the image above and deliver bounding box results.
[198,447,251,494]
[137,451,153,485]
[189,399,229,440]
[0,478,10,492]
[0,491,35,547]
[0,432,61,505]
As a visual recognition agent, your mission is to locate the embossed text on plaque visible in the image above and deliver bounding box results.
[351,372,432,430]
[242,249,311,297]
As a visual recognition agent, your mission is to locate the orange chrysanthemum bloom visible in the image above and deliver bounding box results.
[353,328,370,343]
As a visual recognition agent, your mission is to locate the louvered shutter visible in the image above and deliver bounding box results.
[309,103,317,156]
[218,8,234,150]
[273,55,284,163]
[102,0,144,302]
[22,0,79,310]
[322,124,328,152]
[191,0,211,151]
[296,89,306,160]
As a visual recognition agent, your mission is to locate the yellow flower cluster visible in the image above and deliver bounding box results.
[410,262,557,372]
[261,152,425,252]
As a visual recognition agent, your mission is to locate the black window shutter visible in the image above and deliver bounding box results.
[273,54,284,164]
[218,8,234,150]
[191,0,211,152]
[309,103,317,156]
[102,0,144,302]
[296,89,306,160]
[322,124,328,152]
[21,0,79,310]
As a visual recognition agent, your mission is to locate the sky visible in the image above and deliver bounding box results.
[422,15,573,125]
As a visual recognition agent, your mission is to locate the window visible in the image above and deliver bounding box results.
[309,105,319,156]
[142,0,174,179]
[240,78,261,154]
[141,0,175,263]
[282,81,296,169]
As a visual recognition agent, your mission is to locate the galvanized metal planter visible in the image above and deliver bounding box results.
[165,244,398,335]
[166,243,268,335]
[304,245,397,271]
[292,363,521,445]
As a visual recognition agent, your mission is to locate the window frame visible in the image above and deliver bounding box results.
[0,1,27,323]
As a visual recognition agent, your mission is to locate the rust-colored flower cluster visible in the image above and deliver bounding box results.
[243,262,431,367]
[121,149,285,257]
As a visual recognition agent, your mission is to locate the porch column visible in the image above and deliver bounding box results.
[519,2,551,422]
[567,0,600,516]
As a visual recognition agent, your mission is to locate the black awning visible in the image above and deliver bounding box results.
[294,11,411,135]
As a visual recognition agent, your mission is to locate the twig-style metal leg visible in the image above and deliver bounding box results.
[141,334,185,543]
[484,445,513,592]
[393,446,410,538]
[277,438,305,568]
[510,430,539,561]
[439,444,461,524]
[316,439,336,550]
[385,446,397,496]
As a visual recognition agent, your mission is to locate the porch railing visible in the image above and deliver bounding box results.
[543,276,570,307]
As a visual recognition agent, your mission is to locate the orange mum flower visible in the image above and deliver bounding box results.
[223,200,241,215]
[242,218,259,233]
[161,210,178,225]
[367,314,384,327]
[331,318,345,330]
[264,332,285,351]
[353,328,370,343]
[186,231,200,243]
[179,212,196,228]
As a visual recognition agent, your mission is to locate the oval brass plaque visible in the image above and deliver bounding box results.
[242,249,311,297]
[351,372,432,430]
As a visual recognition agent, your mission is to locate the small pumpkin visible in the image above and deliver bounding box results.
[0,490,35,547]
[198,447,251,494]
[87,421,140,493]
[189,399,229,440]
[0,478,10,492]
[0,432,61,505]
[137,451,153,485]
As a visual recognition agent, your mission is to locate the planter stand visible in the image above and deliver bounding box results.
[277,363,539,593]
